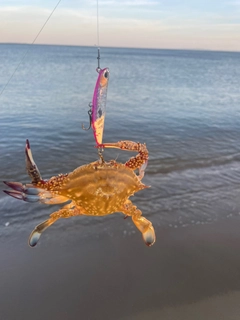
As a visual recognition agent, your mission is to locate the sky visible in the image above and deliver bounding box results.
[0,0,239,51]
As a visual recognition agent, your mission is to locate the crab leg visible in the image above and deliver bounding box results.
[29,203,80,247]
[99,141,148,179]
[122,200,155,247]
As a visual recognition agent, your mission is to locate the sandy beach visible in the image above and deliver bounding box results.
[1,217,240,320]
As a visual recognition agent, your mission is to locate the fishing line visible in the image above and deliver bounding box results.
[96,0,100,48]
[96,0,101,71]
[0,0,62,97]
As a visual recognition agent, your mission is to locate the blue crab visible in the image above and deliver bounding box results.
[4,140,156,247]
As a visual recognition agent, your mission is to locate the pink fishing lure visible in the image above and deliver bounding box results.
[91,68,110,146]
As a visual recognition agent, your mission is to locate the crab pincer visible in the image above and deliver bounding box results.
[3,181,43,202]
[98,140,149,179]
[25,139,42,184]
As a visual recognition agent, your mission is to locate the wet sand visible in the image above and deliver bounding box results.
[1,217,240,320]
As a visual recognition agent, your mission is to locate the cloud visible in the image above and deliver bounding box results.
[0,4,239,51]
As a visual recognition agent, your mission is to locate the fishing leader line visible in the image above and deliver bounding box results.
[83,0,103,131]
[96,0,101,71]
[0,0,62,97]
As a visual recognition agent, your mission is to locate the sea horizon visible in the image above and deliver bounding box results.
[0,41,240,54]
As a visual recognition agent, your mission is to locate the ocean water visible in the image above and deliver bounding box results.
[1,44,240,241]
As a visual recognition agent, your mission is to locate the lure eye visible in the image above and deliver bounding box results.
[100,69,109,87]
[104,70,109,79]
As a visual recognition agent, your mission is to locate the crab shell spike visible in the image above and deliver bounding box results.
[25,139,42,184]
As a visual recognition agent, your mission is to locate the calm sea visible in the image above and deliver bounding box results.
[1,44,240,242]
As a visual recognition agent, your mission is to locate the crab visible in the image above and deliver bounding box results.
[4,139,156,247]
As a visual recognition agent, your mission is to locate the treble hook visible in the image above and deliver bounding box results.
[82,47,101,131]
[82,103,93,131]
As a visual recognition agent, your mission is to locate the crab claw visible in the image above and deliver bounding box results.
[4,179,70,205]
[3,181,47,203]
[3,181,23,192]
[25,139,42,184]
[3,189,40,202]
[139,160,148,180]
[3,190,25,200]
[3,181,41,194]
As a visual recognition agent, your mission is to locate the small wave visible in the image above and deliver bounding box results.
[148,153,240,175]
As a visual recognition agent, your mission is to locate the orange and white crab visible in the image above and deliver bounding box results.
[4,139,156,247]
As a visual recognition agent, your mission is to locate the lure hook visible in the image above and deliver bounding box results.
[82,103,93,131]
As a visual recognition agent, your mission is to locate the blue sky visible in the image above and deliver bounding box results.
[0,0,239,51]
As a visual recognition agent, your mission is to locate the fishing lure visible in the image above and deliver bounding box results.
[91,67,110,146]
[83,67,110,146]
[83,46,110,147]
